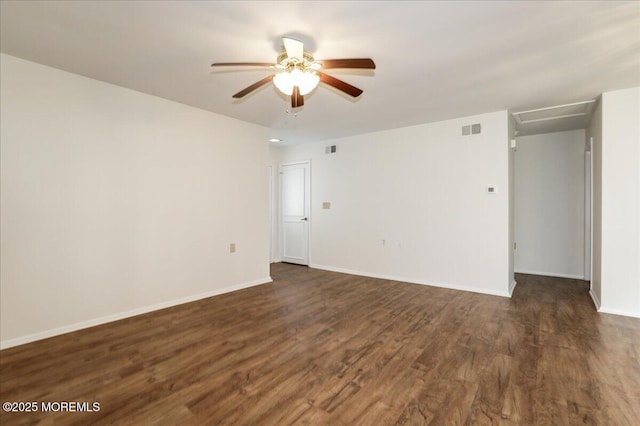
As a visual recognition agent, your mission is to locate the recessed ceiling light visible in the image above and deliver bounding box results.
[268,138,282,143]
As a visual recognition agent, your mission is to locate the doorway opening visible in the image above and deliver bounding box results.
[512,100,596,284]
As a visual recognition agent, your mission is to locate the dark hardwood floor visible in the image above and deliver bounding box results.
[1,263,639,425]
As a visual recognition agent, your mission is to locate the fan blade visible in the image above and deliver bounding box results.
[232,75,275,98]
[318,72,363,97]
[211,62,275,67]
[282,37,304,61]
[291,86,304,108]
[318,58,376,69]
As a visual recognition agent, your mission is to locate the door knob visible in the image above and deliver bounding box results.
[301,217,308,221]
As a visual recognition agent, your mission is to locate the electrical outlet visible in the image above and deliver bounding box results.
[322,201,331,209]
[230,243,236,253]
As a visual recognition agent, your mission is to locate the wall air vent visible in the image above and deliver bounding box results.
[462,124,481,136]
[325,145,337,154]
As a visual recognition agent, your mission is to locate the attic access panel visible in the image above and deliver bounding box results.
[512,100,596,125]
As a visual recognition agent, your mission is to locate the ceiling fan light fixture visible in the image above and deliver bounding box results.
[211,36,375,104]
[273,68,319,96]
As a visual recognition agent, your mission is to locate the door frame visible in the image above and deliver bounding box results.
[279,160,311,265]
[585,147,593,282]
[268,164,275,263]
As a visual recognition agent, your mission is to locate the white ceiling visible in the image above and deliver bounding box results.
[1,1,639,144]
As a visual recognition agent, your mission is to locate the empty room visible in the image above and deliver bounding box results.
[1,1,639,424]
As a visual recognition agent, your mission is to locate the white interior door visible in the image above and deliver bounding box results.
[280,161,310,265]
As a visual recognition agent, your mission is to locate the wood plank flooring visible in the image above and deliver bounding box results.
[1,263,639,425]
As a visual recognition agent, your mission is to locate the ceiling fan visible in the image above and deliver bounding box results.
[211,37,375,108]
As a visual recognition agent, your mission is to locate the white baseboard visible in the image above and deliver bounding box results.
[0,276,272,350]
[515,269,585,280]
[509,279,518,296]
[589,288,601,311]
[309,264,511,298]
[588,290,640,318]
[597,306,640,318]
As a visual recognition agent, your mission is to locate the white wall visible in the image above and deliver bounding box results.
[599,87,640,317]
[0,54,271,348]
[279,111,511,297]
[587,99,602,307]
[514,130,586,279]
